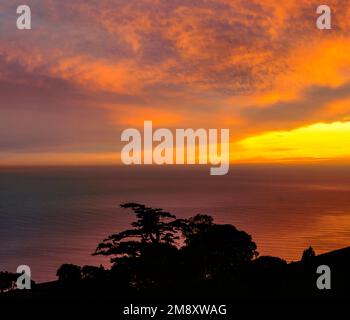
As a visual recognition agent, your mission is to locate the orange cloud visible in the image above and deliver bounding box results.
[1,0,350,165]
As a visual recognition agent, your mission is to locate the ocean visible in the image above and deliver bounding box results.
[1,164,350,282]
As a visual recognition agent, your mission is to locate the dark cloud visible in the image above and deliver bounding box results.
[242,82,350,125]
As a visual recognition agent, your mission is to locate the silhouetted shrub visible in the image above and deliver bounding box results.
[57,264,81,284]
[301,246,316,264]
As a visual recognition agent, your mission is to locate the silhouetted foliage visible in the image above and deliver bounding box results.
[57,264,81,284]
[92,204,260,290]
[94,203,182,264]
[182,223,258,282]
[0,272,17,293]
[81,265,105,281]
[92,203,188,290]
[252,256,287,270]
[301,246,316,264]
[181,214,214,244]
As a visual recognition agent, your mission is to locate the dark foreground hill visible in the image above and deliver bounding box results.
[1,246,350,302]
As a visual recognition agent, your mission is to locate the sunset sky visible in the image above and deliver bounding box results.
[1,0,350,165]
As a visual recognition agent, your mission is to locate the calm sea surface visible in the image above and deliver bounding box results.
[1,164,350,282]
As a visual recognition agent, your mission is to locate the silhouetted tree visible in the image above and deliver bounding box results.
[57,264,81,283]
[181,223,258,282]
[301,246,316,264]
[94,203,182,263]
[181,214,214,243]
[93,203,185,290]
[93,204,260,292]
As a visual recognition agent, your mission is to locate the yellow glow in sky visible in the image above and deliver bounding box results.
[235,121,350,162]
